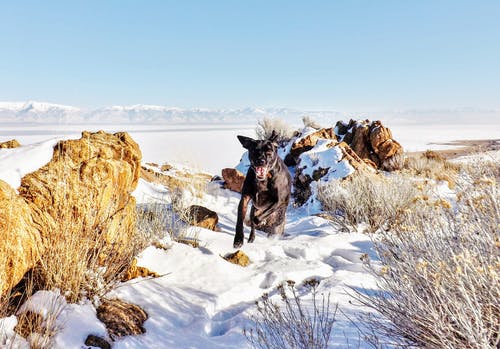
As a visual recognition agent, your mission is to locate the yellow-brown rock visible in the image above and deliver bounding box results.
[186,205,219,231]
[223,250,250,267]
[19,131,141,249]
[122,258,160,282]
[0,180,43,295]
[222,168,245,193]
[0,139,21,148]
[0,131,142,296]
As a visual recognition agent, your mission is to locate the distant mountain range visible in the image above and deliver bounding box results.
[1,101,498,125]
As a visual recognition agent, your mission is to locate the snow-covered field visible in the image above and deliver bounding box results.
[0,114,498,348]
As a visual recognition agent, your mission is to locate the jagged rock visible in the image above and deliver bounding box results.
[285,128,337,166]
[85,335,111,349]
[122,258,160,282]
[186,205,219,231]
[222,168,245,193]
[0,131,142,296]
[223,250,250,267]
[0,180,43,295]
[336,119,403,170]
[97,299,148,340]
[0,139,21,148]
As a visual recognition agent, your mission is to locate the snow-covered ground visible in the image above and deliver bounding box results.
[0,116,498,348]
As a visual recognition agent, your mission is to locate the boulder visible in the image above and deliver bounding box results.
[122,258,160,282]
[0,180,43,295]
[223,250,250,267]
[19,131,141,251]
[0,139,21,148]
[186,205,219,231]
[0,131,142,296]
[222,168,245,193]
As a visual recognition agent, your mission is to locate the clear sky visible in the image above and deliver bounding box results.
[1,0,499,110]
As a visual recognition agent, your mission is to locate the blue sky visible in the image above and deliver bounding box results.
[1,1,499,110]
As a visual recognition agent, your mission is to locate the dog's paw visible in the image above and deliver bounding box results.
[248,233,255,243]
[233,236,243,248]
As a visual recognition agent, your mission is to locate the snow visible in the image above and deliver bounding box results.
[0,116,498,348]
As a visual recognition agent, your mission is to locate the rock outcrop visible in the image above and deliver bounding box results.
[284,128,337,166]
[0,139,21,148]
[336,119,403,170]
[0,131,142,296]
[227,119,401,208]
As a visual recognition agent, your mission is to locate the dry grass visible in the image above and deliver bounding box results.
[244,279,337,349]
[354,176,499,348]
[317,172,423,233]
[402,151,460,189]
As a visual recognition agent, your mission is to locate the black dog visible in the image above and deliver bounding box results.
[233,131,292,248]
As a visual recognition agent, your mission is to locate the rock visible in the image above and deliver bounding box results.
[222,168,245,193]
[85,335,111,349]
[186,205,219,231]
[0,139,21,148]
[0,180,43,295]
[19,131,141,253]
[122,258,160,282]
[141,163,211,192]
[97,299,148,340]
[335,119,403,171]
[0,131,142,297]
[285,128,337,166]
[223,250,250,267]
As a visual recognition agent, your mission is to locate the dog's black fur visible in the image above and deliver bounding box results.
[233,131,292,248]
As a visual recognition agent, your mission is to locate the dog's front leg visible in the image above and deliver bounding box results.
[234,194,250,248]
[248,206,256,243]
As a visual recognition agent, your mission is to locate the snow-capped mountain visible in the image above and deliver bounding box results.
[0,101,498,125]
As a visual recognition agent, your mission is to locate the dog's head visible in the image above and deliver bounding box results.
[237,131,279,180]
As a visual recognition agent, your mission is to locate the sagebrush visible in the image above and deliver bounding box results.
[244,279,337,349]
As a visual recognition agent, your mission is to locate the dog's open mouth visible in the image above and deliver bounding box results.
[254,166,268,179]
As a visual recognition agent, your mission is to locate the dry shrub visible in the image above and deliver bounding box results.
[136,188,202,248]
[356,180,499,348]
[403,151,460,188]
[317,172,421,233]
[244,279,337,349]
[256,117,296,145]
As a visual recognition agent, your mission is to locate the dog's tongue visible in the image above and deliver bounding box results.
[255,166,267,178]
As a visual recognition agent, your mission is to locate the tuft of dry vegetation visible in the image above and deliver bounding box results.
[317,172,423,233]
[355,170,499,348]
[244,279,337,349]
[256,117,296,145]
[402,151,461,188]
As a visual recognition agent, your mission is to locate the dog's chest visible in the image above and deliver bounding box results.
[253,180,276,208]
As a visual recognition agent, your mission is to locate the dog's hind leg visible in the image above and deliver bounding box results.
[248,206,256,243]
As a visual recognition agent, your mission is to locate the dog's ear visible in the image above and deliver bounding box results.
[237,135,256,150]
[268,130,279,144]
